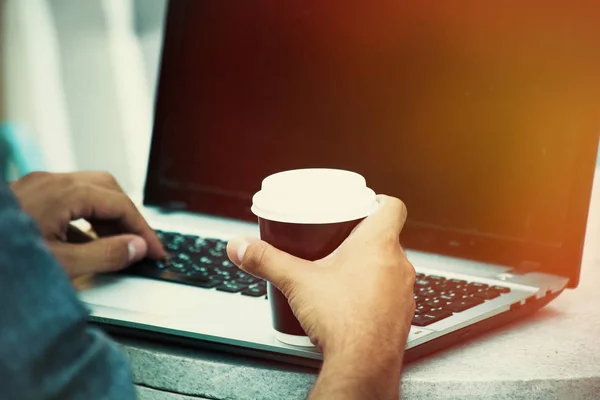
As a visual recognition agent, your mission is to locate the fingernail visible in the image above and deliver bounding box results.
[128,237,148,262]
[228,237,248,265]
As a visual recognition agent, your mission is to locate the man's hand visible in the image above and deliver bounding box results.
[227,195,415,400]
[10,171,165,278]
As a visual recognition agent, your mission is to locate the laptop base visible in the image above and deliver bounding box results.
[93,290,560,369]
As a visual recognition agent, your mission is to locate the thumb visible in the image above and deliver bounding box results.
[227,237,308,294]
[50,235,148,278]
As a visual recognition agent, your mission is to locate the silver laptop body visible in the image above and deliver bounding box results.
[78,0,598,366]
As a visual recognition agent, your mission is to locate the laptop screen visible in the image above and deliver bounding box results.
[145,0,600,287]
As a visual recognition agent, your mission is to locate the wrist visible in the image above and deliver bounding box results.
[312,338,403,400]
[325,343,404,380]
[322,329,406,369]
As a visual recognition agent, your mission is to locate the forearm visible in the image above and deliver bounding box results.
[309,345,404,400]
[0,182,135,400]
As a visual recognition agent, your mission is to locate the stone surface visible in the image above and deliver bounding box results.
[121,341,316,400]
[136,385,209,400]
[118,168,600,399]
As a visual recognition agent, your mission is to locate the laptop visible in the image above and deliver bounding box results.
[79,0,600,367]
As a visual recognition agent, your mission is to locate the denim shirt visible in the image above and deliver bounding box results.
[0,180,135,400]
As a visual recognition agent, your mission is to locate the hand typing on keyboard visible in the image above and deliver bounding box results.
[9,171,165,278]
[227,195,415,400]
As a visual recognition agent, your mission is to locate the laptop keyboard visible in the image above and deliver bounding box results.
[122,230,511,327]
[412,274,511,326]
[122,230,268,297]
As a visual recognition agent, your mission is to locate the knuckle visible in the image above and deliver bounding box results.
[69,181,89,198]
[58,174,77,189]
[68,182,92,210]
[97,171,119,187]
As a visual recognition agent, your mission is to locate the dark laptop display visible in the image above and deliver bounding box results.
[145,1,600,287]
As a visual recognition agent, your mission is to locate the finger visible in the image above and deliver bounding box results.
[49,234,148,278]
[61,172,136,238]
[350,194,407,240]
[67,184,165,259]
[320,195,407,262]
[227,236,309,295]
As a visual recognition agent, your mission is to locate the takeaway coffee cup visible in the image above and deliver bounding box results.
[251,169,378,347]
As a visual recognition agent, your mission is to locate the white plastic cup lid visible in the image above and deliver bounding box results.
[251,168,378,224]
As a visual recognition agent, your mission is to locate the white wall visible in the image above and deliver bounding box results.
[1,0,166,197]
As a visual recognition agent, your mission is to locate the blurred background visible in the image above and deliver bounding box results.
[0,0,168,199]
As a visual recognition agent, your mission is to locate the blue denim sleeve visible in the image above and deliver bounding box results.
[0,181,135,400]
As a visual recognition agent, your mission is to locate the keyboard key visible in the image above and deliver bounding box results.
[412,310,453,326]
[468,282,489,290]
[199,256,213,266]
[168,260,187,270]
[175,253,192,262]
[414,279,431,287]
[492,285,511,294]
[166,242,181,251]
[439,293,470,301]
[416,296,436,304]
[435,283,455,292]
[428,275,446,282]
[241,285,267,297]
[427,309,453,319]
[442,297,485,313]
[425,298,444,308]
[213,267,232,276]
[452,285,479,295]
[221,260,235,269]
[210,274,231,282]
[412,314,437,326]
[233,271,258,284]
[186,270,210,278]
[206,238,225,248]
[208,248,225,258]
[416,287,436,297]
[186,245,203,254]
[216,281,249,293]
[415,304,429,315]
[182,277,221,288]
[473,289,501,300]
[159,231,177,239]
